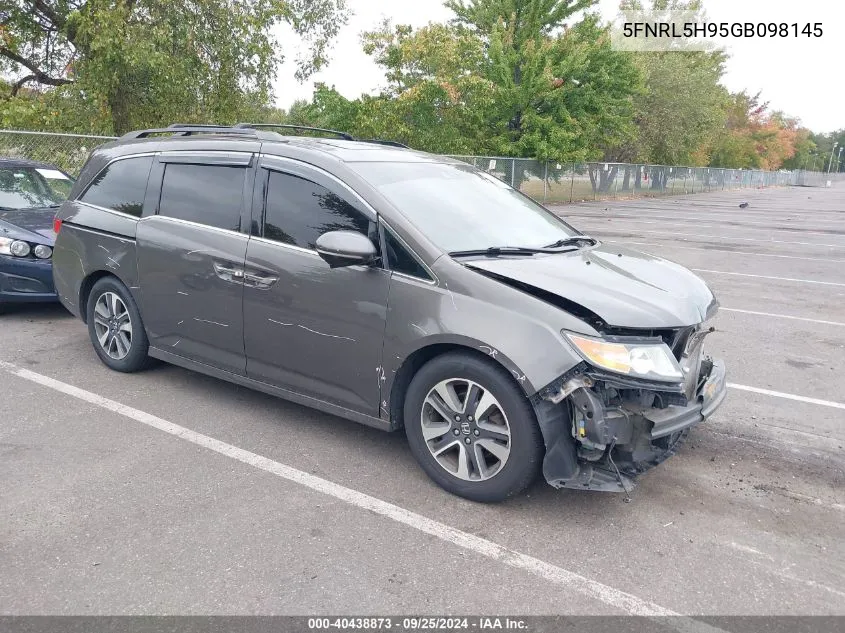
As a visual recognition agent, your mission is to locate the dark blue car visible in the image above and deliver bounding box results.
[0,158,74,309]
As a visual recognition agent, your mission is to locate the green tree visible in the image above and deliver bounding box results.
[447,0,641,161]
[0,0,348,134]
[627,50,727,166]
[613,0,728,170]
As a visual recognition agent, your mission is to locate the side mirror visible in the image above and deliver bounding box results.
[315,230,378,269]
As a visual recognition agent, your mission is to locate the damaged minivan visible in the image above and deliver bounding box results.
[53,124,726,502]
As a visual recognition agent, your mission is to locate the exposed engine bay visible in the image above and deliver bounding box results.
[533,323,727,492]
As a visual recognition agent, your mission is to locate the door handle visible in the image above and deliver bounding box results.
[243,271,278,289]
[213,262,245,283]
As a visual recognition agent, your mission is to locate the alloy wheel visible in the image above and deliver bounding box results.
[93,292,133,360]
[420,378,511,481]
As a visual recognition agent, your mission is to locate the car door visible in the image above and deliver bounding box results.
[137,151,255,374]
[243,156,390,415]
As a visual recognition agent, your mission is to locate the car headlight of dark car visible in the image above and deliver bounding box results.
[33,244,53,259]
[563,331,684,382]
[0,237,52,259]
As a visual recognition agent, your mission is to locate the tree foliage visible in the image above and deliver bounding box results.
[304,1,641,162]
[708,92,804,170]
[0,0,825,172]
[0,0,348,134]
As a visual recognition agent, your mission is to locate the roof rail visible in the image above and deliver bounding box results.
[120,125,259,140]
[234,123,355,141]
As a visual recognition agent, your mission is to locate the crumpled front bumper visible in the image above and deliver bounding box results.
[645,358,727,439]
[536,357,727,493]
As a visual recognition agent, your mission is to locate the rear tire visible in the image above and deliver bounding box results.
[86,277,151,373]
[404,351,543,502]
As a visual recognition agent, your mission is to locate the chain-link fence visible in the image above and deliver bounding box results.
[447,155,845,204]
[1,130,841,201]
[0,130,116,176]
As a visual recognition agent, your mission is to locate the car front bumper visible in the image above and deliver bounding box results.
[0,256,57,304]
[537,356,727,492]
[643,358,727,439]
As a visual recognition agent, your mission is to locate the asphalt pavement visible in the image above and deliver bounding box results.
[1,183,843,618]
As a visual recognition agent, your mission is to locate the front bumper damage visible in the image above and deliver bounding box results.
[534,331,727,493]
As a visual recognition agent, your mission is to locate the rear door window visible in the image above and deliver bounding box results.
[79,156,153,217]
[263,171,373,249]
[158,163,246,231]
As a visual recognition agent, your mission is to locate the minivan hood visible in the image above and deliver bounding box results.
[0,207,57,244]
[465,244,717,329]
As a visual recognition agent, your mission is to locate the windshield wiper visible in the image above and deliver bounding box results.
[543,235,597,249]
[449,238,595,258]
[449,246,547,258]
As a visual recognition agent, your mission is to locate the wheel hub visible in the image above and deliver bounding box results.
[93,291,133,361]
[420,378,512,482]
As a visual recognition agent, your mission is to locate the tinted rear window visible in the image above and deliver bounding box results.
[158,164,245,231]
[80,156,153,217]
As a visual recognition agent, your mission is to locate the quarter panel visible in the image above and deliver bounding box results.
[52,207,140,317]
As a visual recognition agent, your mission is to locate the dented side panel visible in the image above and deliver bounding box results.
[52,201,141,318]
[137,216,248,374]
[379,256,600,419]
[243,238,391,416]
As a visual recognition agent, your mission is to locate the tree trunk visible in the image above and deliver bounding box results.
[108,85,133,135]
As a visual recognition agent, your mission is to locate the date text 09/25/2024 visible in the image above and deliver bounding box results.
[308,617,528,630]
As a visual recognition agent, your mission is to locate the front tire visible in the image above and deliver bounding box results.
[404,352,543,502]
[86,277,151,372]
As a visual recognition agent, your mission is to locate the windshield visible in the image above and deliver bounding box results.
[351,161,580,253]
[0,166,74,210]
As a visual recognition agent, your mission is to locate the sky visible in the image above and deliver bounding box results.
[273,0,844,133]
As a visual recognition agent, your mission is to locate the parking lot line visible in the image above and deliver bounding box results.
[610,241,845,263]
[0,360,729,631]
[719,308,845,327]
[728,383,845,410]
[593,228,845,249]
[691,269,845,287]
[566,212,844,235]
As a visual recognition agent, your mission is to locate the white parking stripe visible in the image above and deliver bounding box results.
[0,360,724,632]
[692,269,845,287]
[720,308,845,327]
[611,240,845,263]
[567,212,844,234]
[592,228,845,249]
[728,383,845,410]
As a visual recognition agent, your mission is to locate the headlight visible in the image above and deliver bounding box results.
[0,236,11,255]
[34,244,52,259]
[564,332,683,382]
[10,240,31,257]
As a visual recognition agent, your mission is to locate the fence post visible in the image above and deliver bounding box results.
[543,161,548,203]
[510,158,516,187]
[569,163,575,203]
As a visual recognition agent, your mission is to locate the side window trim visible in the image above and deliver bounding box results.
[381,220,437,283]
[77,152,157,218]
[158,151,253,166]
[258,154,377,222]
